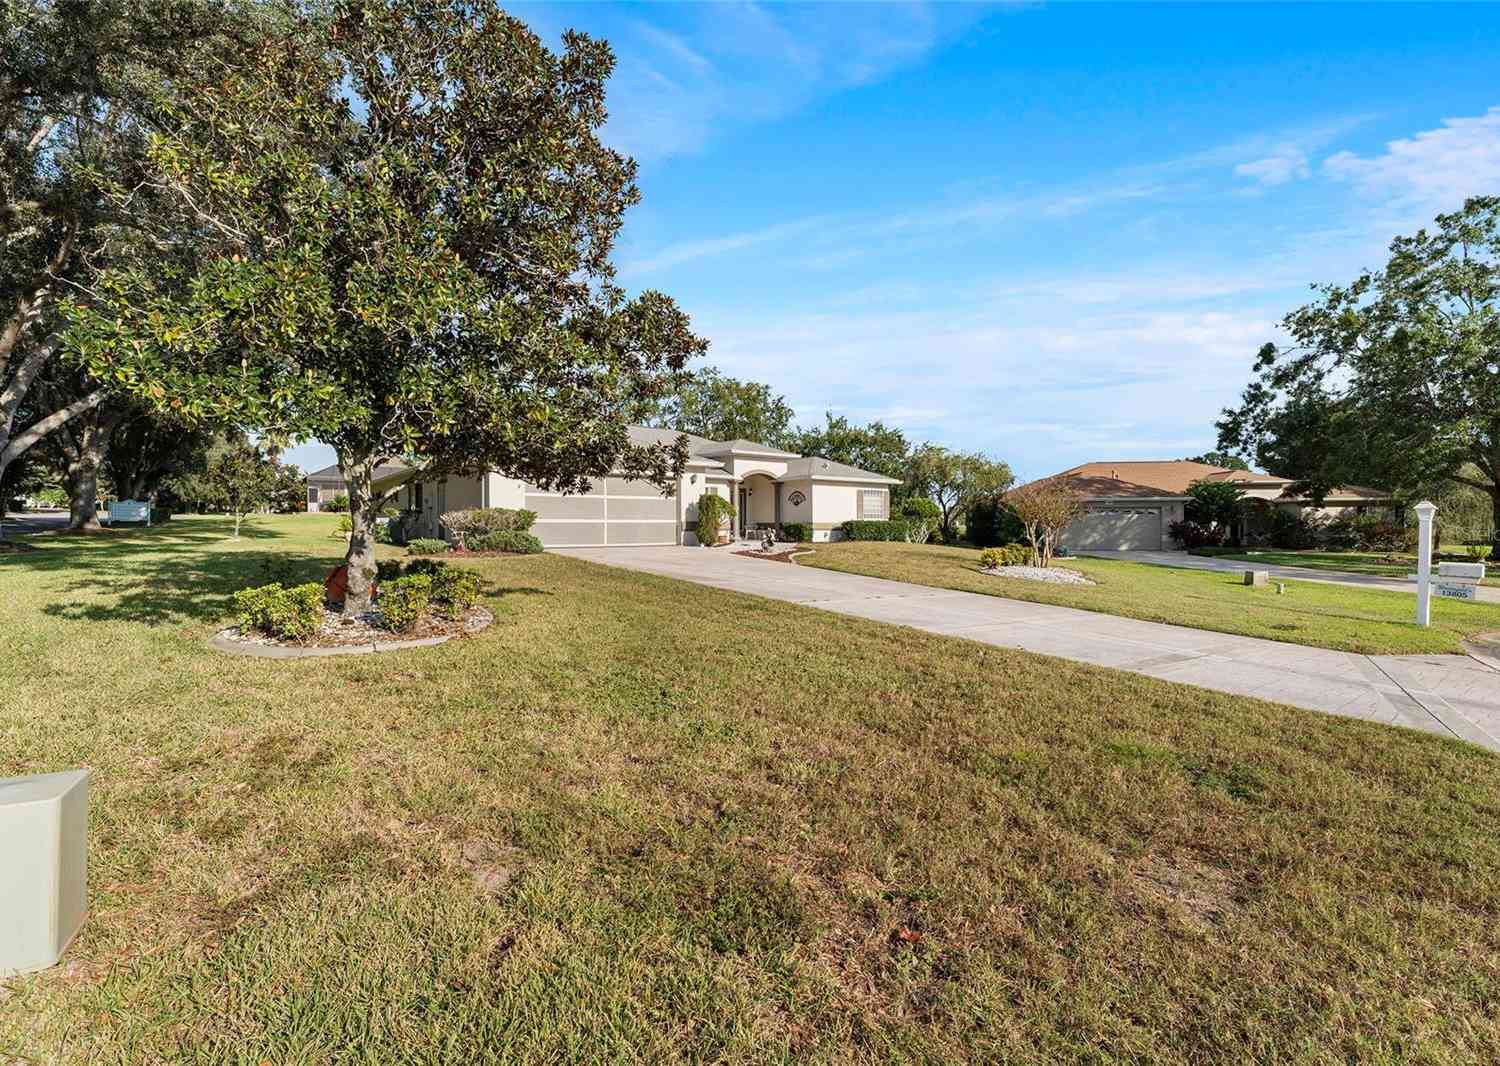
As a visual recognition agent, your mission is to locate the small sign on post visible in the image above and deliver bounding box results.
[1413,501,1436,627]
[1435,560,1484,602]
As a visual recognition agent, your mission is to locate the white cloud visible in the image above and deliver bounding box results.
[1322,106,1500,216]
[1234,147,1311,186]
[592,3,987,162]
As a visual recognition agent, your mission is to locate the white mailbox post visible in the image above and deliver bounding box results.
[1413,500,1436,627]
[0,770,89,975]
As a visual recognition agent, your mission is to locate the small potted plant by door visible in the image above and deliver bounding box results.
[696,491,736,547]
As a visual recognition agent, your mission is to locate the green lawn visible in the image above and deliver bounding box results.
[1208,547,1500,587]
[5,514,1500,1062]
[797,540,1500,655]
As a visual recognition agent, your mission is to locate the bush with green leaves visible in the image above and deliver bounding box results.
[1266,509,1323,549]
[376,559,405,583]
[442,506,538,547]
[965,496,1025,548]
[378,574,431,633]
[429,566,481,619]
[838,519,912,542]
[695,492,735,545]
[780,522,812,543]
[898,497,941,543]
[233,582,325,641]
[979,543,1034,569]
[471,529,543,554]
[324,493,349,513]
[407,538,451,556]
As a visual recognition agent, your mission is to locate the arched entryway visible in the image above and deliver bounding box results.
[738,472,780,539]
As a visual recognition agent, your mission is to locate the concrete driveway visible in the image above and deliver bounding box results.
[559,545,1500,753]
[1079,549,1500,604]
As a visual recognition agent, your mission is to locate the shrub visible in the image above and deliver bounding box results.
[1169,519,1227,550]
[233,581,325,641]
[780,521,812,543]
[1266,509,1322,549]
[965,496,1025,548]
[899,497,941,543]
[839,519,912,541]
[324,492,349,512]
[979,543,1034,568]
[441,506,537,546]
[695,492,735,545]
[150,507,172,524]
[376,559,405,583]
[471,529,543,554]
[429,566,481,618]
[407,537,451,555]
[402,557,447,578]
[378,574,431,632]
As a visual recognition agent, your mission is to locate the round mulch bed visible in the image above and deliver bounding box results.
[211,604,494,659]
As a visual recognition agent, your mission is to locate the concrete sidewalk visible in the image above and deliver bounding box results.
[560,545,1500,753]
[1080,549,1500,604]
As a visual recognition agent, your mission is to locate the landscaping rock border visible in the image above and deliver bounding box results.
[210,606,494,659]
[981,564,1096,586]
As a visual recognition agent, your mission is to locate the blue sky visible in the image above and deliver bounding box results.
[285,2,1500,481]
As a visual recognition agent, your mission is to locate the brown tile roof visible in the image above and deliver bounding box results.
[1044,460,1395,502]
[1053,461,1228,496]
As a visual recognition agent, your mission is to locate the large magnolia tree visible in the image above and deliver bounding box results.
[1219,197,1500,548]
[0,0,261,537]
[65,0,705,612]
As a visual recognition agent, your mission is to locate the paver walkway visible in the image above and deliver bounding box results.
[1081,549,1500,603]
[560,545,1500,753]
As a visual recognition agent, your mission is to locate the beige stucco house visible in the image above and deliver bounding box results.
[1038,460,1397,551]
[385,426,899,548]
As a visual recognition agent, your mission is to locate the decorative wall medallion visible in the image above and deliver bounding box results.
[788,490,806,506]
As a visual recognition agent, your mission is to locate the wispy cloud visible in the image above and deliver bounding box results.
[1234,147,1311,186]
[585,3,988,162]
[1323,106,1500,217]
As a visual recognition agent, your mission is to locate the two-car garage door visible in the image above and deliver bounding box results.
[1063,506,1161,551]
[525,477,678,547]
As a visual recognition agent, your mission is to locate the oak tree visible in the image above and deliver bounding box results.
[1219,197,1500,548]
[65,0,705,611]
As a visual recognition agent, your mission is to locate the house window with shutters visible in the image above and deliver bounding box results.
[858,489,887,520]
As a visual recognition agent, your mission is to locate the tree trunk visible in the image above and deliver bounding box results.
[341,459,382,616]
[64,451,103,530]
[67,414,118,531]
[1490,488,1500,557]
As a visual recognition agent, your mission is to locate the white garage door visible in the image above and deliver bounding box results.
[525,476,677,548]
[1063,507,1161,551]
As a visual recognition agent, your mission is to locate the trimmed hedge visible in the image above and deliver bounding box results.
[442,506,537,546]
[781,522,812,543]
[233,582,325,641]
[407,538,451,555]
[471,529,543,554]
[838,519,912,542]
[979,543,1034,569]
[379,574,431,632]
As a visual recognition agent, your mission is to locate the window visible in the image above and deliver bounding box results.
[859,489,887,520]
[414,482,424,511]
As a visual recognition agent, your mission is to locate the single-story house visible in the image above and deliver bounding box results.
[364,426,900,548]
[305,461,411,512]
[1038,460,1398,552]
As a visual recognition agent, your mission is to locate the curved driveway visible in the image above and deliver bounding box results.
[560,545,1500,754]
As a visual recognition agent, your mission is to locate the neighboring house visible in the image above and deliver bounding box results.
[398,425,900,548]
[304,461,412,512]
[1036,460,1398,551]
